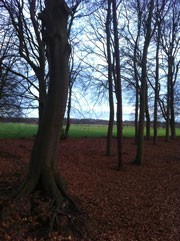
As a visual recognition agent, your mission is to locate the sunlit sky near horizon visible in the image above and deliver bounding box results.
[26,98,135,121]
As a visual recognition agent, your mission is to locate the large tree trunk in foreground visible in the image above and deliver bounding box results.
[16,0,73,209]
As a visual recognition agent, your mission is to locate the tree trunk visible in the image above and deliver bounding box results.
[145,83,150,140]
[37,68,47,125]
[135,87,139,145]
[112,0,123,170]
[106,0,114,156]
[169,56,176,140]
[165,57,171,142]
[16,0,74,210]
[106,89,114,156]
[133,2,141,145]
[133,63,146,165]
[65,82,73,138]
[170,84,176,140]
[133,0,154,165]
[153,21,160,144]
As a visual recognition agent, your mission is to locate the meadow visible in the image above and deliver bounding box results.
[0,122,180,139]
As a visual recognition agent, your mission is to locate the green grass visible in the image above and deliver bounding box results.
[68,124,180,138]
[0,122,179,139]
[0,122,38,139]
[68,124,114,138]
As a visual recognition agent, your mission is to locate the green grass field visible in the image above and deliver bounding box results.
[68,124,180,138]
[0,123,38,139]
[0,122,180,139]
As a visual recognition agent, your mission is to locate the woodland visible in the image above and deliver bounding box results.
[0,0,180,240]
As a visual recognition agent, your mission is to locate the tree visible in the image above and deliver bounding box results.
[65,47,84,137]
[160,0,180,140]
[14,0,78,232]
[153,0,167,144]
[1,0,47,122]
[76,2,116,154]
[106,0,115,156]
[112,0,123,169]
[133,0,155,165]
[65,0,85,137]
[153,1,161,144]
[0,18,22,117]
[120,0,145,144]
[133,1,142,144]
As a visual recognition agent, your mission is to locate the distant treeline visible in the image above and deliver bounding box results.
[0,117,39,124]
[1,117,180,128]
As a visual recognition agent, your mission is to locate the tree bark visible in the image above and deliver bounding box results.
[133,0,154,165]
[153,20,160,145]
[165,58,170,142]
[169,55,176,140]
[135,86,139,144]
[106,0,114,156]
[65,82,72,138]
[145,82,150,140]
[16,0,73,210]
[170,82,176,140]
[112,0,123,169]
[133,0,142,145]
[161,0,179,141]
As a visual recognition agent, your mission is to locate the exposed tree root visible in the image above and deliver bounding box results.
[9,169,85,240]
[11,175,38,198]
[49,201,86,240]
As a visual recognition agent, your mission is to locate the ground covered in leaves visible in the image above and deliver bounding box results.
[0,137,180,240]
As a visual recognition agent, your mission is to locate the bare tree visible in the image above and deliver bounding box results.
[1,0,47,122]
[106,0,115,156]
[160,0,180,140]
[112,0,123,169]
[121,0,144,144]
[133,0,155,165]
[13,1,79,234]
[152,0,167,144]
[76,3,116,154]
[65,0,86,137]
[0,16,23,117]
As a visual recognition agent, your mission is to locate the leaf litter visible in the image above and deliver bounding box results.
[0,137,180,240]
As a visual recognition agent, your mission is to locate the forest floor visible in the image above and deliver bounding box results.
[0,137,180,241]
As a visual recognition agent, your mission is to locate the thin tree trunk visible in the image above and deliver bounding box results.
[169,56,176,140]
[134,61,146,165]
[133,0,154,165]
[145,83,150,140]
[65,82,73,137]
[106,0,114,156]
[133,2,141,145]
[112,0,123,170]
[153,22,160,144]
[135,88,139,144]
[170,85,176,139]
[165,58,171,142]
